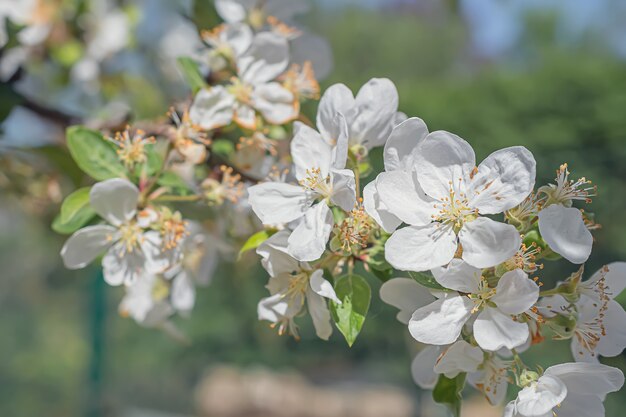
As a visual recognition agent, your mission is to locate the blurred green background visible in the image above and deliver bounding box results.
[1,1,626,416]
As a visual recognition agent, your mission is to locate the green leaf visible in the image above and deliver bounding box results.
[177,57,207,92]
[66,126,127,181]
[238,229,275,259]
[211,138,235,159]
[52,187,96,234]
[433,373,466,417]
[408,270,447,291]
[365,244,394,282]
[330,274,371,347]
[136,144,164,177]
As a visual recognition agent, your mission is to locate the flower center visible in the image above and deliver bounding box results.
[433,184,477,233]
[299,167,332,199]
[469,276,496,313]
[117,222,144,254]
[541,163,596,205]
[228,78,253,104]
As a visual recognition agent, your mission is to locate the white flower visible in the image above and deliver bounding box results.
[215,0,309,28]
[379,276,436,324]
[316,78,400,152]
[540,262,626,362]
[381,130,535,271]
[363,117,429,233]
[248,118,355,261]
[256,230,340,340]
[409,267,539,351]
[504,362,624,417]
[119,273,174,327]
[189,31,297,130]
[200,23,253,73]
[467,354,511,405]
[61,178,170,286]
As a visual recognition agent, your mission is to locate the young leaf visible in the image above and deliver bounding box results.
[408,270,447,291]
[433,373,466,417]
[52,187,96,234]
[157,172,194,195]
[66,126,126,181]
[330,274,371,347]
[177,57,207,92]
[238,229,275,259]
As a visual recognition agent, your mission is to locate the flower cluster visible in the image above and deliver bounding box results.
[32,2,626,416]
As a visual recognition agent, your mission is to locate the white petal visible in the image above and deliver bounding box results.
[431,258,482,293]
[89,179,139,226]
[467,146,536,214]
[141,231,171,274]
[287,202,333,261]
[411,346,441,389]
[596,300,626,358]
[289,31,333,80]
[330,113,350,170]
[385,223,458,272]
[258,292,286,323]
[538,204,592,264]
[304,287,333,340]
[171,270,196,312]
[309,269,340,304]
[233,103,256,130]
[458,217,521,269]
[362,179,402,233]
[545,362,625,396]
[434,340,483,378]
[189,86,235,130]
[414,130,476,199]
[376,170,436,226]
[515,374,567,417]
[383,117,429,172]
[214,0,249,23]
[61,225,117,269]
[224,23,253,56]
[247,182,309,225]
[349,78,399,149]
[408,294,473,345]
[239,32,289,84]
[554,394,605,417]
[252,82,297,125]
[102,245,143,286]
[492,269,539,315]
[379,277,436,324]
[316,83,355,144]
[587,262,626,299]
[291,122,333,180]
[256,230,300,276]
[329,168,356,211]
[473,307,529,351]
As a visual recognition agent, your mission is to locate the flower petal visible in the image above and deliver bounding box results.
[316,83,355,144]
[90,178,139,226]
[596,300,626,358]
[467,146,536,214]
[349,78,399,149]
[287,202,333,261]
[492,269,539,315]
[102,245,144,286]
[291,121,333,180]
[414,130,476,199]
[411,346,441,389]
[515,374,567,417]
[329,168,356,211]
[306,287,333,340]
[61,225,117,269]
[189,86,235,130]
[248,182,309,225]
[538,204,592,264]
[256,230,300,276]
[408,294,473,345]
[376,170,436,226]
[385,223,458,272]
[379,277,436,324]
[545,362,624,397]
[252,82,297,125]
[383,117,429,172]
[587,262,626,300]
[214,0,248,23]
[239,32,289,84]
[362,179,402,233]
[171,270,196,312]
[309,269,340,304]
[458,217,521,269]
[431,258,482,293]
[434,340,484,378]
[473,307,529,351]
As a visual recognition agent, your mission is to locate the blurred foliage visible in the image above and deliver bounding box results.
[1,3,626,417]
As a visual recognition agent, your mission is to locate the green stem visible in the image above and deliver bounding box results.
[153,194,201,203]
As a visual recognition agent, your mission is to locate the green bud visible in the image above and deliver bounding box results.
[519,369,540,388]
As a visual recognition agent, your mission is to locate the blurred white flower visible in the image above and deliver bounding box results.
[61,178,170,285]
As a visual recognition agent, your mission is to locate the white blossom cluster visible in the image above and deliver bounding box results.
[34,1,626,416]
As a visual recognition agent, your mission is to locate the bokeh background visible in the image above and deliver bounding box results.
[2,0,626,416]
